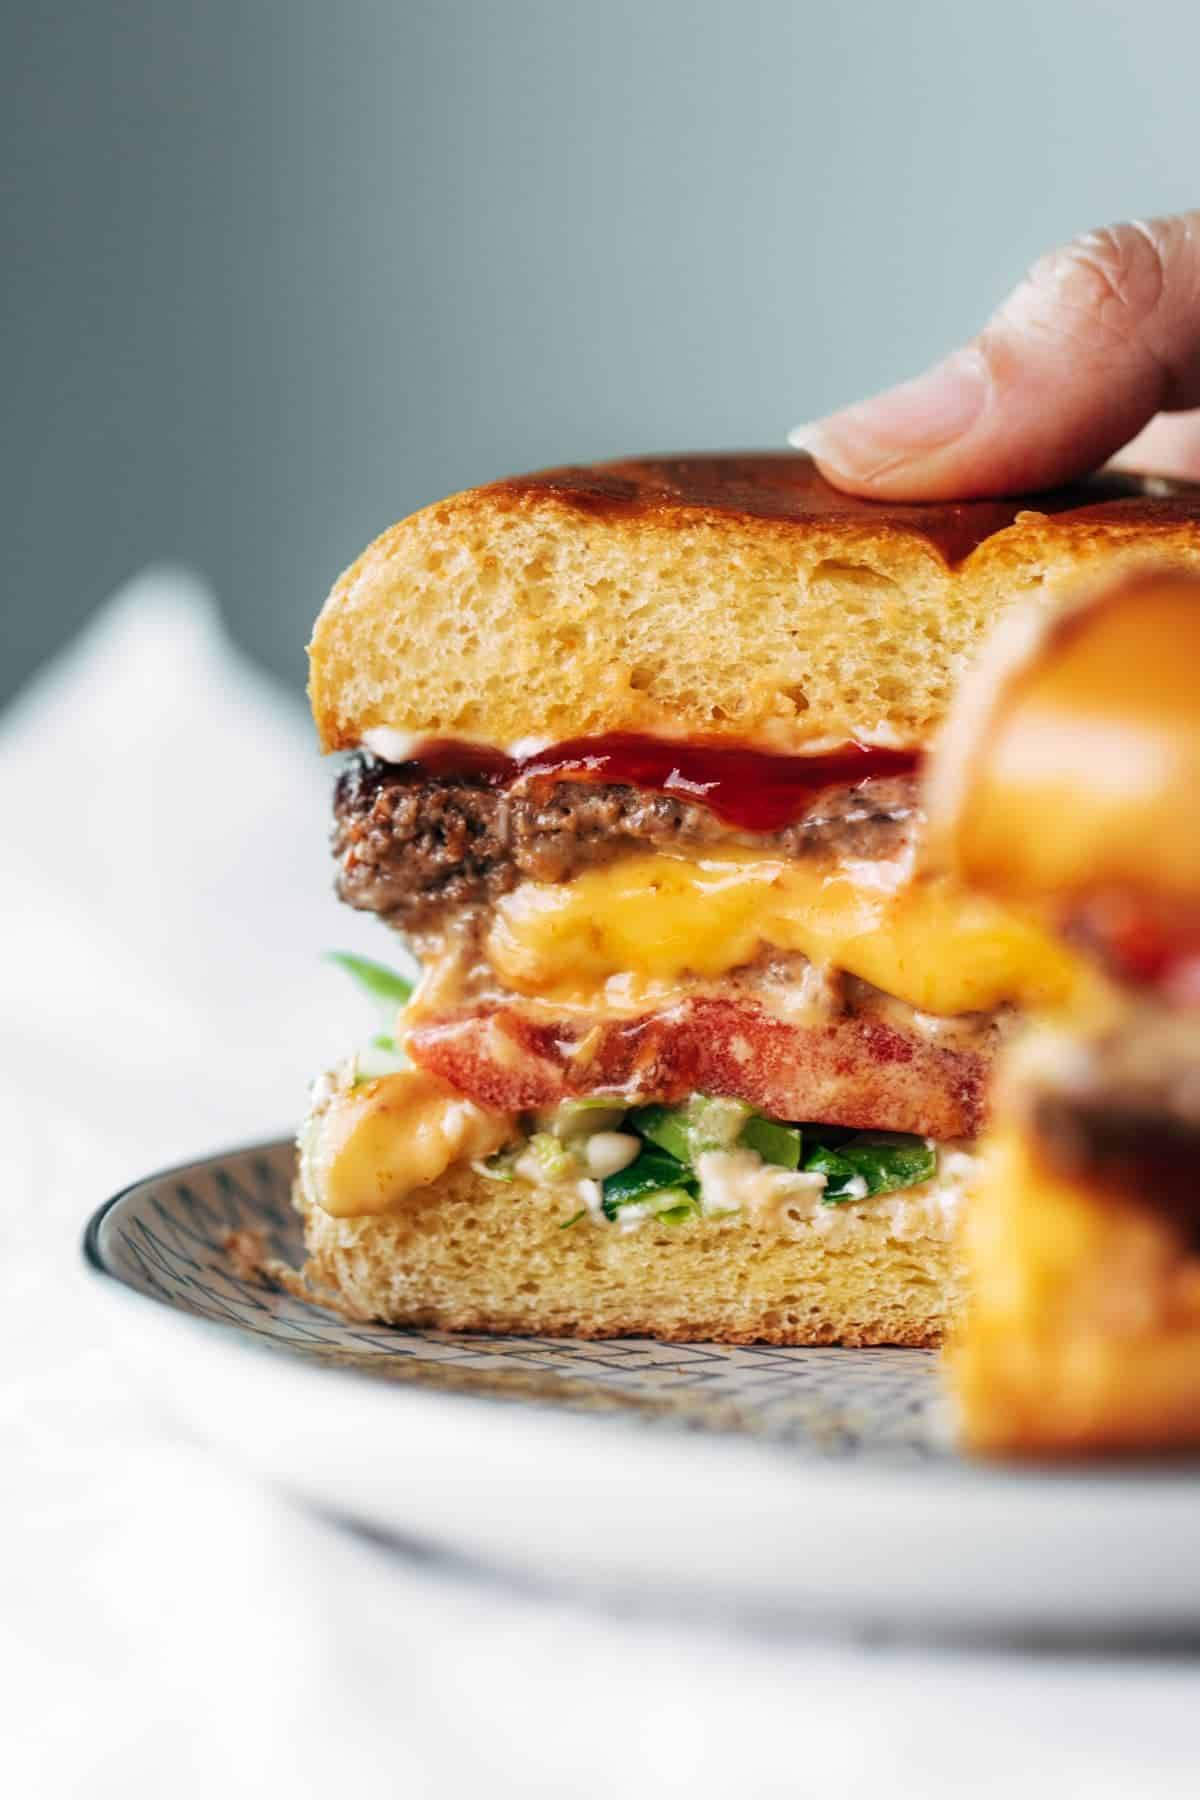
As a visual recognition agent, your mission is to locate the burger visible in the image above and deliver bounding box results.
[296,452,1200,1345]
[928,561,1200,1453]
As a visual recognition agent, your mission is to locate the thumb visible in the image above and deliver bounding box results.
[790,212,1200,499]
[1109,409,1200,482]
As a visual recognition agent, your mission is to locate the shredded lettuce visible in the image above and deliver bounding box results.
[802,1131,935,1206]
[638,1188,698,1220]
[491,1084,938,1226]
[829,1133,936,1199]
[654,1197,701,1225]
[801,1142,863,1201]
[325,950,414,1011]
[473,1148,519,1183]
[628,1104,691,1163]
[535,1097,627,1141]
[685,1095,752,1152]
[630,1095,750,1162]
[600,1146,698,1220]
[739,1114,803,1169]
[529,1132,578,1180]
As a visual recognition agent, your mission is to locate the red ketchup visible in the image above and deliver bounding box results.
[389,733,920,832]
[1067,892,1200,1009]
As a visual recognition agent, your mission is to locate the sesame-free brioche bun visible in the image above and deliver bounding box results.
[926,562,1200,908]
[308,454,1200,756]
[297,1157,966,1347]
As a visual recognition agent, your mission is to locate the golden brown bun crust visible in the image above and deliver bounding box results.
[950,1118,1200,1457]
[927,563,1200,909]
[297,1163,963,1348]
[309,453,1200,756]
[495,455,1200,563]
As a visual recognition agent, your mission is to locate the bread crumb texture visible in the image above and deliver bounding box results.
[298,1162,963,1347]
[309,470,1200,753]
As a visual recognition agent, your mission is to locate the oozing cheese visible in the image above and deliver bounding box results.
[303,1067,512,1217]
[486,849,1080,1017]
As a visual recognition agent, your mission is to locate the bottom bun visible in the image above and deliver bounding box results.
[298,1161,966,1347]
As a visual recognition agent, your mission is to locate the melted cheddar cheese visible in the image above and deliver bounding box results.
[486,849,1082,1017]
[303,1067,511,1217]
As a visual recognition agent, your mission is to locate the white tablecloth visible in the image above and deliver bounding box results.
[5,572,1199,1798]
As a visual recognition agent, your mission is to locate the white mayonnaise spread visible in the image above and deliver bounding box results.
[583,1130,642,1178]
[694,1144,978,1245]
[693,1148,827,1226]
[361,727,424,762]
[360,728,554,763]
[575,1177,607,1222]
[690,1145,974,1243]
[511,1124,976,1241]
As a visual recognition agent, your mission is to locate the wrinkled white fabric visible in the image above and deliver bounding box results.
[3,573,1198,1799]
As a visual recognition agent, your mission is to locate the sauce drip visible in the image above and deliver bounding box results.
[385,733,920,832]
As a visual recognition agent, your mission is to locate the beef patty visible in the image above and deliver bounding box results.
[332,755,921,928]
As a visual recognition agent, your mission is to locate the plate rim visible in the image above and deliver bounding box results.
[81,1137,1200,1633]
[83,1135,964,1488]
[81,1136,1200,1496]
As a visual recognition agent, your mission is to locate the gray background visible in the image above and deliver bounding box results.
[4,0,1198,708]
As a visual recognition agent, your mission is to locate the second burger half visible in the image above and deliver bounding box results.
[299,452,1200,1344]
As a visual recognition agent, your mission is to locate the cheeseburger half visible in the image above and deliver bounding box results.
[928,562,1200,1453]
[297,452,1200,1344]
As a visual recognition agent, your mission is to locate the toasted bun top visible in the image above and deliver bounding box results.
[926,563,1200,907]
[309,452,1200,755]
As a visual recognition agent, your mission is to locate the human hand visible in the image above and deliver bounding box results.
[790,212,1200,496]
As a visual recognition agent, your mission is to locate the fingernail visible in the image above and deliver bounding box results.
[789,349,989,480]
[787,420,832,454]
